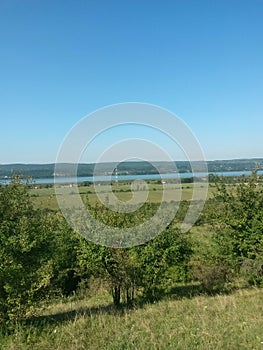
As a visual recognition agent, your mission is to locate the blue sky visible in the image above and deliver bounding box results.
[0,0,263,163]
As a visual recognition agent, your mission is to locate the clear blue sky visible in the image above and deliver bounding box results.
[1,0,263,163]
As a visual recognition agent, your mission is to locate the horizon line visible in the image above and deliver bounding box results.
[1,157,263,166]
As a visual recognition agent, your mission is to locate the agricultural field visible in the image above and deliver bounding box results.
[29,180,215,210]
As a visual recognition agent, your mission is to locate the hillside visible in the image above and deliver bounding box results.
[1,158,263,179]
[1,288,262,349]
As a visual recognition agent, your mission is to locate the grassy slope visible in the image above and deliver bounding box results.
[1,288,263,349]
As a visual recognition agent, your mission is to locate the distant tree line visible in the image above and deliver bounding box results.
[1,158,263,179]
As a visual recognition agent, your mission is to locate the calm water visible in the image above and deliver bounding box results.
[1,170,263,185]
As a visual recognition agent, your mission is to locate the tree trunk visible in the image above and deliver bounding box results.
[112,285,121,306]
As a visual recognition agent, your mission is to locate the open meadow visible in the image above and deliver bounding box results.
[29,180,214,210]
[1,287,263,349]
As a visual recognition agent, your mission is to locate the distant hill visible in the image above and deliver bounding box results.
[0,158,262,179]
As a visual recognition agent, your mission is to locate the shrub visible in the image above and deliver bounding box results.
[240,254,263,286]
[190,257,230,292]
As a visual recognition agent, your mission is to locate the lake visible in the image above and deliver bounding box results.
[1,170,262,185]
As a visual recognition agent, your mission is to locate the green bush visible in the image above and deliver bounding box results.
[190,258,230,292]
[240,254,263,286]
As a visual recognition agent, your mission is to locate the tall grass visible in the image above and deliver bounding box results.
[1,287,262,349]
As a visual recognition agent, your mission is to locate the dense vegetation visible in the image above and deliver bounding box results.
[0,173,262,348]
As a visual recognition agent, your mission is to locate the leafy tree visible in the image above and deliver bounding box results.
[47,214,82,297]
[135,226,192,300]
[77,202,192,305]
[77,238,139,306]
[212,172,263,284]
[77,230,191,306]
[0,178,55,321]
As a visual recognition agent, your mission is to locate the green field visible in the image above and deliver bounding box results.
[1,287,263,349]
[29,181,214,210]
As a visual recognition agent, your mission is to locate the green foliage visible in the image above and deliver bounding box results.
[0,179,87,322]
[240,253,263,286]
[190,255,230,292]
[76,239,139,305]
[102,248,139,305]
[2,172,263,325]
[0,178,55,321]
[76,203,192,305]
[135,227,192,300]
[212,172,263,284]
[47,215,82,297]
